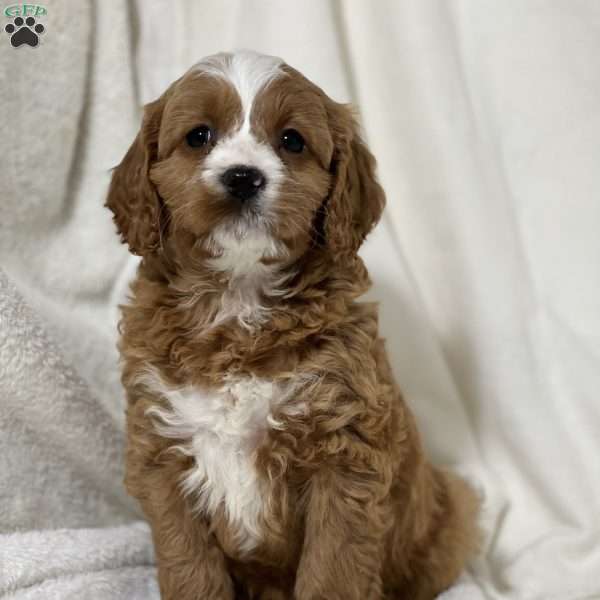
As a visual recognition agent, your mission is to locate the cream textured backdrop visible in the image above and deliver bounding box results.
[1,1,599,598]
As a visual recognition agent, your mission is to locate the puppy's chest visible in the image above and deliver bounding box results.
[147,373,300,553]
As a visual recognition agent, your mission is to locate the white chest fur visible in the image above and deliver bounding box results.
[142,371,289,553]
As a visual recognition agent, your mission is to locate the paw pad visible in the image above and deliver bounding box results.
[5,16,45,48]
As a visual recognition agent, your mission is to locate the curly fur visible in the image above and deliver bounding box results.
[106,50,479,600]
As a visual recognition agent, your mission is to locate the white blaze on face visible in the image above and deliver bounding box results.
[191,52,290,318]
[196,51,285,211]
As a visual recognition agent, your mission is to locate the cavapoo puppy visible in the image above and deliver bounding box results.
[106,50,479,600]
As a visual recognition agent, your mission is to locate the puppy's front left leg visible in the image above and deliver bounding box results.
[294,461,391,600]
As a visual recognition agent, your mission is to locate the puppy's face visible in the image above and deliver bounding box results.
[152,54,333,257]
[107,51,384,266]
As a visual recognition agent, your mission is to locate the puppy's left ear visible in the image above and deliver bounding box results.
[322,102,386,259]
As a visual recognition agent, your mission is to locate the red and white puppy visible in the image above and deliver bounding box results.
[106,50,479,600]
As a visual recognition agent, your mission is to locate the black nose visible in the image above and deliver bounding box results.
[220,165,266,202]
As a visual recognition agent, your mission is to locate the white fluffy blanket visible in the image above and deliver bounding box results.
[1,1,599,598]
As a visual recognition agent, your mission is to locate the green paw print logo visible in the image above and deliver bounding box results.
[3,4,46,48]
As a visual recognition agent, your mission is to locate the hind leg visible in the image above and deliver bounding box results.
[384,466,480,600]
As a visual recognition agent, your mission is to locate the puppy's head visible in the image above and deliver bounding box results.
[106,51,385,265]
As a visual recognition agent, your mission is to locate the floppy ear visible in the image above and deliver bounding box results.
[105,96,168,256]
[322,103,385,259]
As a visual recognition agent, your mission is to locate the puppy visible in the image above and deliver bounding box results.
[106,50,479,600]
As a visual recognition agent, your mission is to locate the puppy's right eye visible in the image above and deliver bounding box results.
[186,125,213,148]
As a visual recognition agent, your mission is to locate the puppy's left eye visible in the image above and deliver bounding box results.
[281,129,305,153]
[186,125,213,148]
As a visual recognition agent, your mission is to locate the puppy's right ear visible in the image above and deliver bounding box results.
[106,96,167,256]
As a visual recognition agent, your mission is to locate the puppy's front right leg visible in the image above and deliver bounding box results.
[151,505,234,600]
[126,414,234,599]
[136,467,234,600]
